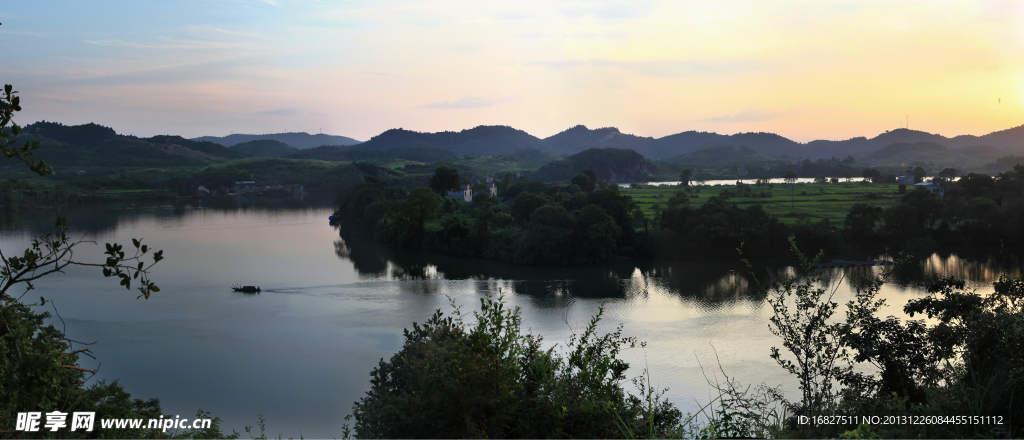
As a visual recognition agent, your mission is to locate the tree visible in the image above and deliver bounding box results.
[351,294,683,438]
[783,170,798,185]
[844,203,883,242]
[571,173,593,194]
[784,170,798,210]
[862,168,880,182]
[762,239,855,418]
[499,171,514,192]
[958,173,995,199]
[428,164,461,196]
[519,205,575,264]
[913,166,927,184]
[1,85,52,176]
[843,170,853,182]
[679,168,694,187]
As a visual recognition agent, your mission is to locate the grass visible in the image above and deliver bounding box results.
[622,181,902,225]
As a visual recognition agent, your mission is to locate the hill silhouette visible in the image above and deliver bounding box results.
[355,126,545,156]
[17,120,1024,174]
[193,132,361,149]
[541,125,653,155]
[229,139,298,158]
[145,135,247,159]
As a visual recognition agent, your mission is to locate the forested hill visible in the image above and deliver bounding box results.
[541,125,654,155]
[192,132,361,149]
[642,131,807,159]
[229,139,299,158]
[197,124,1024,160]
[531,148,657,183]
[354,126,546,156]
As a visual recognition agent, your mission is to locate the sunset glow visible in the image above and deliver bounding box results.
[2,0,1023,141]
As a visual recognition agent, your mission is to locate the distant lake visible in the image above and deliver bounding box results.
[1,197,1020,437]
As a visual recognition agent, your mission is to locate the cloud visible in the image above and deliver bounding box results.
[493,12,535,21]
[420,95,516,109]
[515,31,547,39]
[257,108,301,116]
[526,58,761,77]
[702,108,790,123]
[559,1,653,20]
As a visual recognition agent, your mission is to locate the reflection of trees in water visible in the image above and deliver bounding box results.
[2,196,335,237]
[335,228,1024,303]
[904,251,1023,289]
[642,263,764,304]
[336,230,629,302]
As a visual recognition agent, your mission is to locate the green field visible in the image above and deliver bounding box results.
[622,181,903,225]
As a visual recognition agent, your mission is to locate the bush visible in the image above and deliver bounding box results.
[351,294,683,438]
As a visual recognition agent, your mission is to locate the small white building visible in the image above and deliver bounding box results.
[897,175,915,185]
[446,184,473,202]
[446,183,496,202]
[914,182,945,197]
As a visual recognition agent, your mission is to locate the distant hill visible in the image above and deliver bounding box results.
[193,132,361,150]
[144,135,247,160]
[639,131,809,159]
[531,148,657,183]
[22,121,118,145]
[866,142,947,160]
[355,126,546,156]
[289,146,459,162]
[8,123,207,177]
[541,125,653,155]
[807,127,1024,158]
[229,140,298,158]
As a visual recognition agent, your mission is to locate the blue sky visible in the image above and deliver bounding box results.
[3,0,1023,141]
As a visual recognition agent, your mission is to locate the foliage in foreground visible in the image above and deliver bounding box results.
[755,240,1024,438]
[351,294,685,438]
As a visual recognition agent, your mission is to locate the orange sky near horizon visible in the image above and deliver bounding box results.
[2,0,1023,141]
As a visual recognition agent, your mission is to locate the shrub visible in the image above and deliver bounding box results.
[351,294,683,438]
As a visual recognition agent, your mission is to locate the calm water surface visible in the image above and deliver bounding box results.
[1,198,1020,437]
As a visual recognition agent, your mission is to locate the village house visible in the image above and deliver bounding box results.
[446,183,497,202]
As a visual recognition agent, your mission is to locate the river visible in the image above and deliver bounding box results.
[1,197,1020,437]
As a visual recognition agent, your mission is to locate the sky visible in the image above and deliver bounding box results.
[2,0,1023,142]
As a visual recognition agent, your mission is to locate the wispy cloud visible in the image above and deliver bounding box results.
[702,108,790,123]
[559,0,653,20]
[526,58,761,77]
[421,95,516,109]
[84,37,235,50]
[257,108,301,116]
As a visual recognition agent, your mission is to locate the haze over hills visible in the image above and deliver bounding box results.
[18,120,1024,174]
[192,132,361,149]
[345,123,1024,161]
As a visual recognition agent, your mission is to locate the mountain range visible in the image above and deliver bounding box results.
[192,132,361,149]
[338,124,1024,160]
[23,120,1024,167]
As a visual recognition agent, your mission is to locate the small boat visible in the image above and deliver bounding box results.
[231,283,261,293]
[328,214,338,225]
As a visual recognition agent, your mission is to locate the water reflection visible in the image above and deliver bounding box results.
[0,196,334,237]
[334,229,1021,304]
